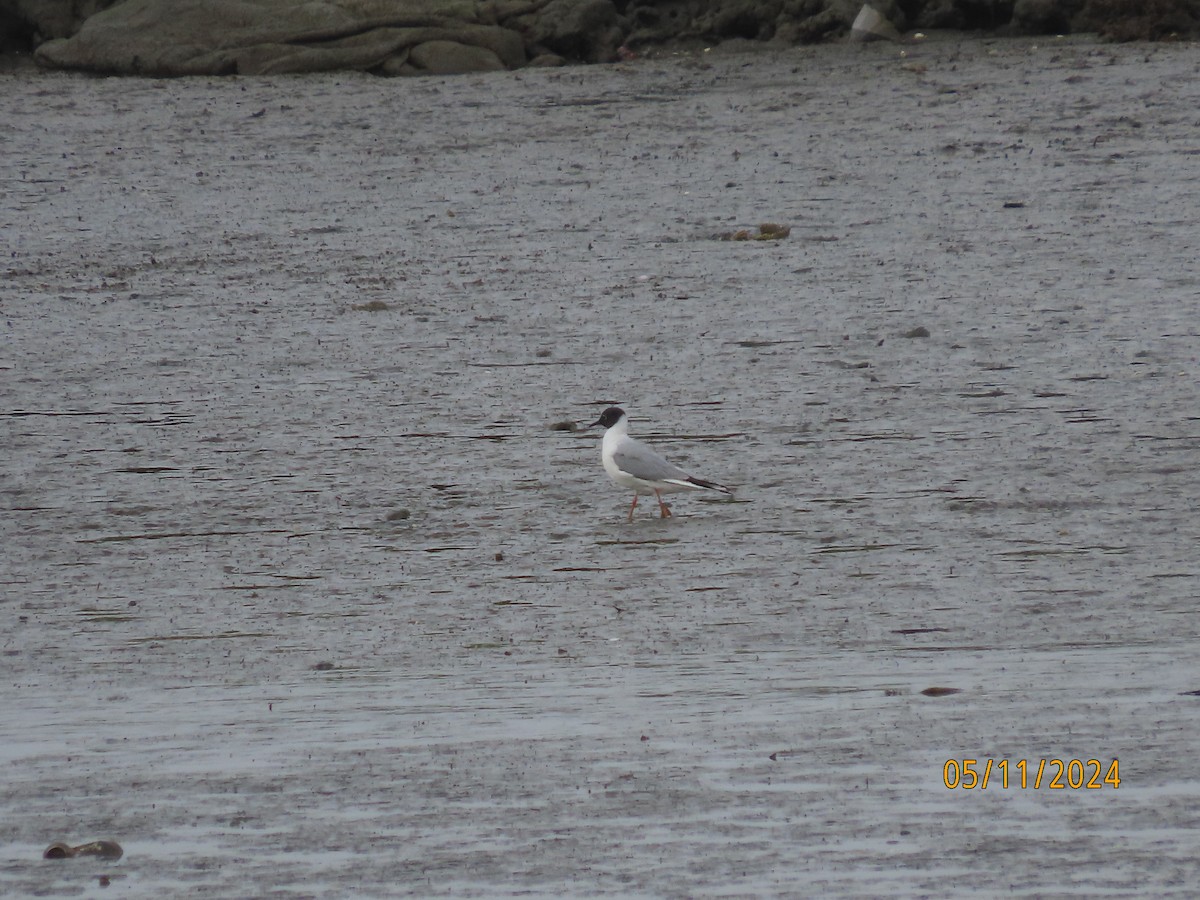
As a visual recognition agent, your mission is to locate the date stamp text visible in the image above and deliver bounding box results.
[943,758,1120,790]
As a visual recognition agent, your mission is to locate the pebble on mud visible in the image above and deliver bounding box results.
[351,300,390,312]
[549,420,577,432]
[386,508,411,521]
[920,687,962,697]
[715,223,791,241]
[903,326,931,338]
[43,840,123,860]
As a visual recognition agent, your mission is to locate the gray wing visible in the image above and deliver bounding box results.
[612,441,691,483]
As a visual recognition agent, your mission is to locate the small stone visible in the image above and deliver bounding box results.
[351,300,389,312]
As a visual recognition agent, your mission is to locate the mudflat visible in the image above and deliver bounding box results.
[3,36,1199,897]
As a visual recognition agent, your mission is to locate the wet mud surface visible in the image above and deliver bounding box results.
[3,36,1200,897]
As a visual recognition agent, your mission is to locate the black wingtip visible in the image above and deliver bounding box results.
[687,476,732,494]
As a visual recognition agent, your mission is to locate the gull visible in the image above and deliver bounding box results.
[588,406,732,522]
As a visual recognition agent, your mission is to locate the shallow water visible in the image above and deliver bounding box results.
[2,35,1199,897]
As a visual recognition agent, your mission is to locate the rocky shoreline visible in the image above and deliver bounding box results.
[1,0,1197,77]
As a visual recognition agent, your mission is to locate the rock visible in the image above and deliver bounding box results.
[774,0,906,43]
[4,0,117,41]
[1012,0,1084,33]
[699,0,782,41]
[526,51,567,66]
[850,4,901,41]
[913,0,967,28]
[33,0,525,76]
[623,0,701,46]
[778,8,843,43]
[408,39,505,73]
[912,0,1018,29]
[22,0,1200,78]
[1074,0,1200,41]
[520,0,623,62]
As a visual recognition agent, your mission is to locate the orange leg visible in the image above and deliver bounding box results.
[627,493,638,522]
[654,489,672,518]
